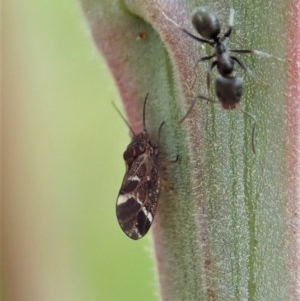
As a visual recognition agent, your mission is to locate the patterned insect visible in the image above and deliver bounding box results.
[115,94,164,240]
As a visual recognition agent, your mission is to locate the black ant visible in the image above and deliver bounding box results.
[163,7,280,95]
[162,7,283,153]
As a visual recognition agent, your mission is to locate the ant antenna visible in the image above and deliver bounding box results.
[228,8,235,28]
[112,102,135,136]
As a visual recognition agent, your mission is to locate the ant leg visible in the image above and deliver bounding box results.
[178,97,198,124]
[231,56,269,86]
[181,29,214,45]
[231,49,256,54]
[200,54,216,62]
[231,56,257,78]
[238,105,257,154]
[222,8,235,40]
[207,61,217,98]
[252,50,286,61]
[231,49,286,61]
[190,54,216,90]
[197,94,214,103]
[178,95,214,124]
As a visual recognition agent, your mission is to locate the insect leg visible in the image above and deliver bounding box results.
[239,106,257,154]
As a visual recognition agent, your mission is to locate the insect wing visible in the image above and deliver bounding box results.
[116,153,159,240]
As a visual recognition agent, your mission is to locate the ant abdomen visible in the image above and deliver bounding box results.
[192,7,220,40]
[215,75,243,109]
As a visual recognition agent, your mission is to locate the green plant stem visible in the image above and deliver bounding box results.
[79,0,300,300]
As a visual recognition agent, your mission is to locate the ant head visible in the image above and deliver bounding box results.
[192,7,221,40]
[215,75,243,109]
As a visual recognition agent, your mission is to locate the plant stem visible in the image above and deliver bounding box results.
[79,0,300,299]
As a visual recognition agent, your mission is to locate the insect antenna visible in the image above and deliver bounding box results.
[112,102,135,136]
[142,93,149,131]
[157,121,165,149]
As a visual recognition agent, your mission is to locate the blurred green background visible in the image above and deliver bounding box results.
[3,1,158,300]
